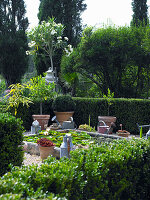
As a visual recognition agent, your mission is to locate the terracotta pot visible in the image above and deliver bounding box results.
[32,115,50,130]
[54,111,74,125]
[98,116,116,127]
[39,145,54,160]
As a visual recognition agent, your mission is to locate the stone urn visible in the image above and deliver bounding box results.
[54,111,74,125]
[32,115,50,130]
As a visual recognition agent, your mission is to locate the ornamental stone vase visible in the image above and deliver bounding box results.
[54,111,74,125]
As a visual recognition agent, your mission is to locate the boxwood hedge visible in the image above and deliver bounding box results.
[0,139,150,199]
[0,112,24,176]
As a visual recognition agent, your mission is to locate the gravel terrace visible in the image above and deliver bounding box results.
[23,152,42,166]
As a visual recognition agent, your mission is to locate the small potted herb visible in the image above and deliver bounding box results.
[37,138,55,160]
[52,95,76,124]
[98,88,116,131]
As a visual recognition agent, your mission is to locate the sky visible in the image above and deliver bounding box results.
[24,0,150,30]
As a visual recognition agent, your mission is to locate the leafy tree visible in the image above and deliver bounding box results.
[27,18,72,72]
[131,0,149,26]
[0,0,28,86]
[37,0,86,89]
[61,26,150,98]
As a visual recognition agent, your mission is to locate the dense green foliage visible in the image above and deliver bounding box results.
[27,74,56,115]
[61,26,150,98]
[73,97,150,134]
[0,0,29,86]
[0,113,24,176]
[0,79,6,96]
[131,0,148,26]
[0,139,150,199]
[52,95,76,112]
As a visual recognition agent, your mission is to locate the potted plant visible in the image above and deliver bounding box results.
[98,88,116,129]
[117,124,130,137]
[37,138,55,160]
[52,95,76,124]
[27,74,56,130]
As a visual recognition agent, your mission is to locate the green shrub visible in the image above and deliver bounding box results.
[0,113,24,176]
[52,95,76,112]
[0,139,150,199]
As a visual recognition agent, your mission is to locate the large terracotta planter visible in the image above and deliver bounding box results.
[39,145,54,160]
[54,111,74,125]
[32,115,50,130]
[98,116,116,127]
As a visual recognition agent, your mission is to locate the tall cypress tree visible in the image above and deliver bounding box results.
[0,0,29,86]
[38,0,87,47]
[131,0,149,26]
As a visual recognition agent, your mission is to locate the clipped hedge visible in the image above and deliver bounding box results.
[73,97,150,134]
[0,139,150,199]
[2,97,150,134]
[0,113,24,176]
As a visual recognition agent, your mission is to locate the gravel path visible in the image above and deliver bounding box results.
[23,153,42,166]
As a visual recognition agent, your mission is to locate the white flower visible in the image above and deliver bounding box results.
[28,41,36,48]
[46,22,50,27]
[68,44,73,52]
[57,36,62,40]
[64,37,69,41]
[26,51,30,55]
[64,45,73,56]
[51,30,56,35]
[57,23,62,27]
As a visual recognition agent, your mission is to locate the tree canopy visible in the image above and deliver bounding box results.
[0,0,28,86]
[61,26,150,98]
[131,0,149,26]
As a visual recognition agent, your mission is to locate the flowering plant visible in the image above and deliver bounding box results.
[27,18,73,71]
[37,138,55,147]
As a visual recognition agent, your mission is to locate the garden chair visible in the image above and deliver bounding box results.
[136,123,150,135]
